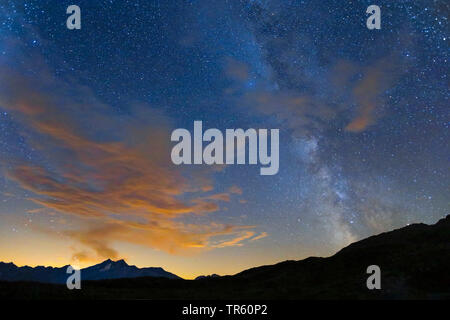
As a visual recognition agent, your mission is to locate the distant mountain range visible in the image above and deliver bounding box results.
[194,274,220,280]
[0,258,180,283]
[0,215,449,299]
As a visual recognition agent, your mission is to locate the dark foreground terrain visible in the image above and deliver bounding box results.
[1,216,449,299]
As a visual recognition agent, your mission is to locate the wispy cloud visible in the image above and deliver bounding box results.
[0,59,263,260]
[250,231,268,241]
[224,57,250,82]
[226,57,400,135]
[344,58,399,132]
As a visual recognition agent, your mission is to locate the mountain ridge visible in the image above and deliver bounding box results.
[0,215,448,299]
[0,258,181,283]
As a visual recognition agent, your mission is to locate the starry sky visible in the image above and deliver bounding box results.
[0,0,448,279]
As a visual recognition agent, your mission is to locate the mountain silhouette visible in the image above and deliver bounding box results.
[194,274,220,280]
[0,258,180,283]
[0,215,448,299]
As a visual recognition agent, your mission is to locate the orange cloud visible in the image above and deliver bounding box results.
[224,57,250,82]
[228,185,243,195]
[213,231,255,248]
[231,57,400,135]
[250,232,268,241]
[345,58,398,132]
[201,193,231,202]
[193,186,244,203]
[242,89,338,137]
[0,65,257,259]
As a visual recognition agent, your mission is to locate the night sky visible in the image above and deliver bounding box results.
[0,0,448,279]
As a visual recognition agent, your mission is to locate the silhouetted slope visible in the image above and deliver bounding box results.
[228,215,450,299]
[0,216,448,299]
